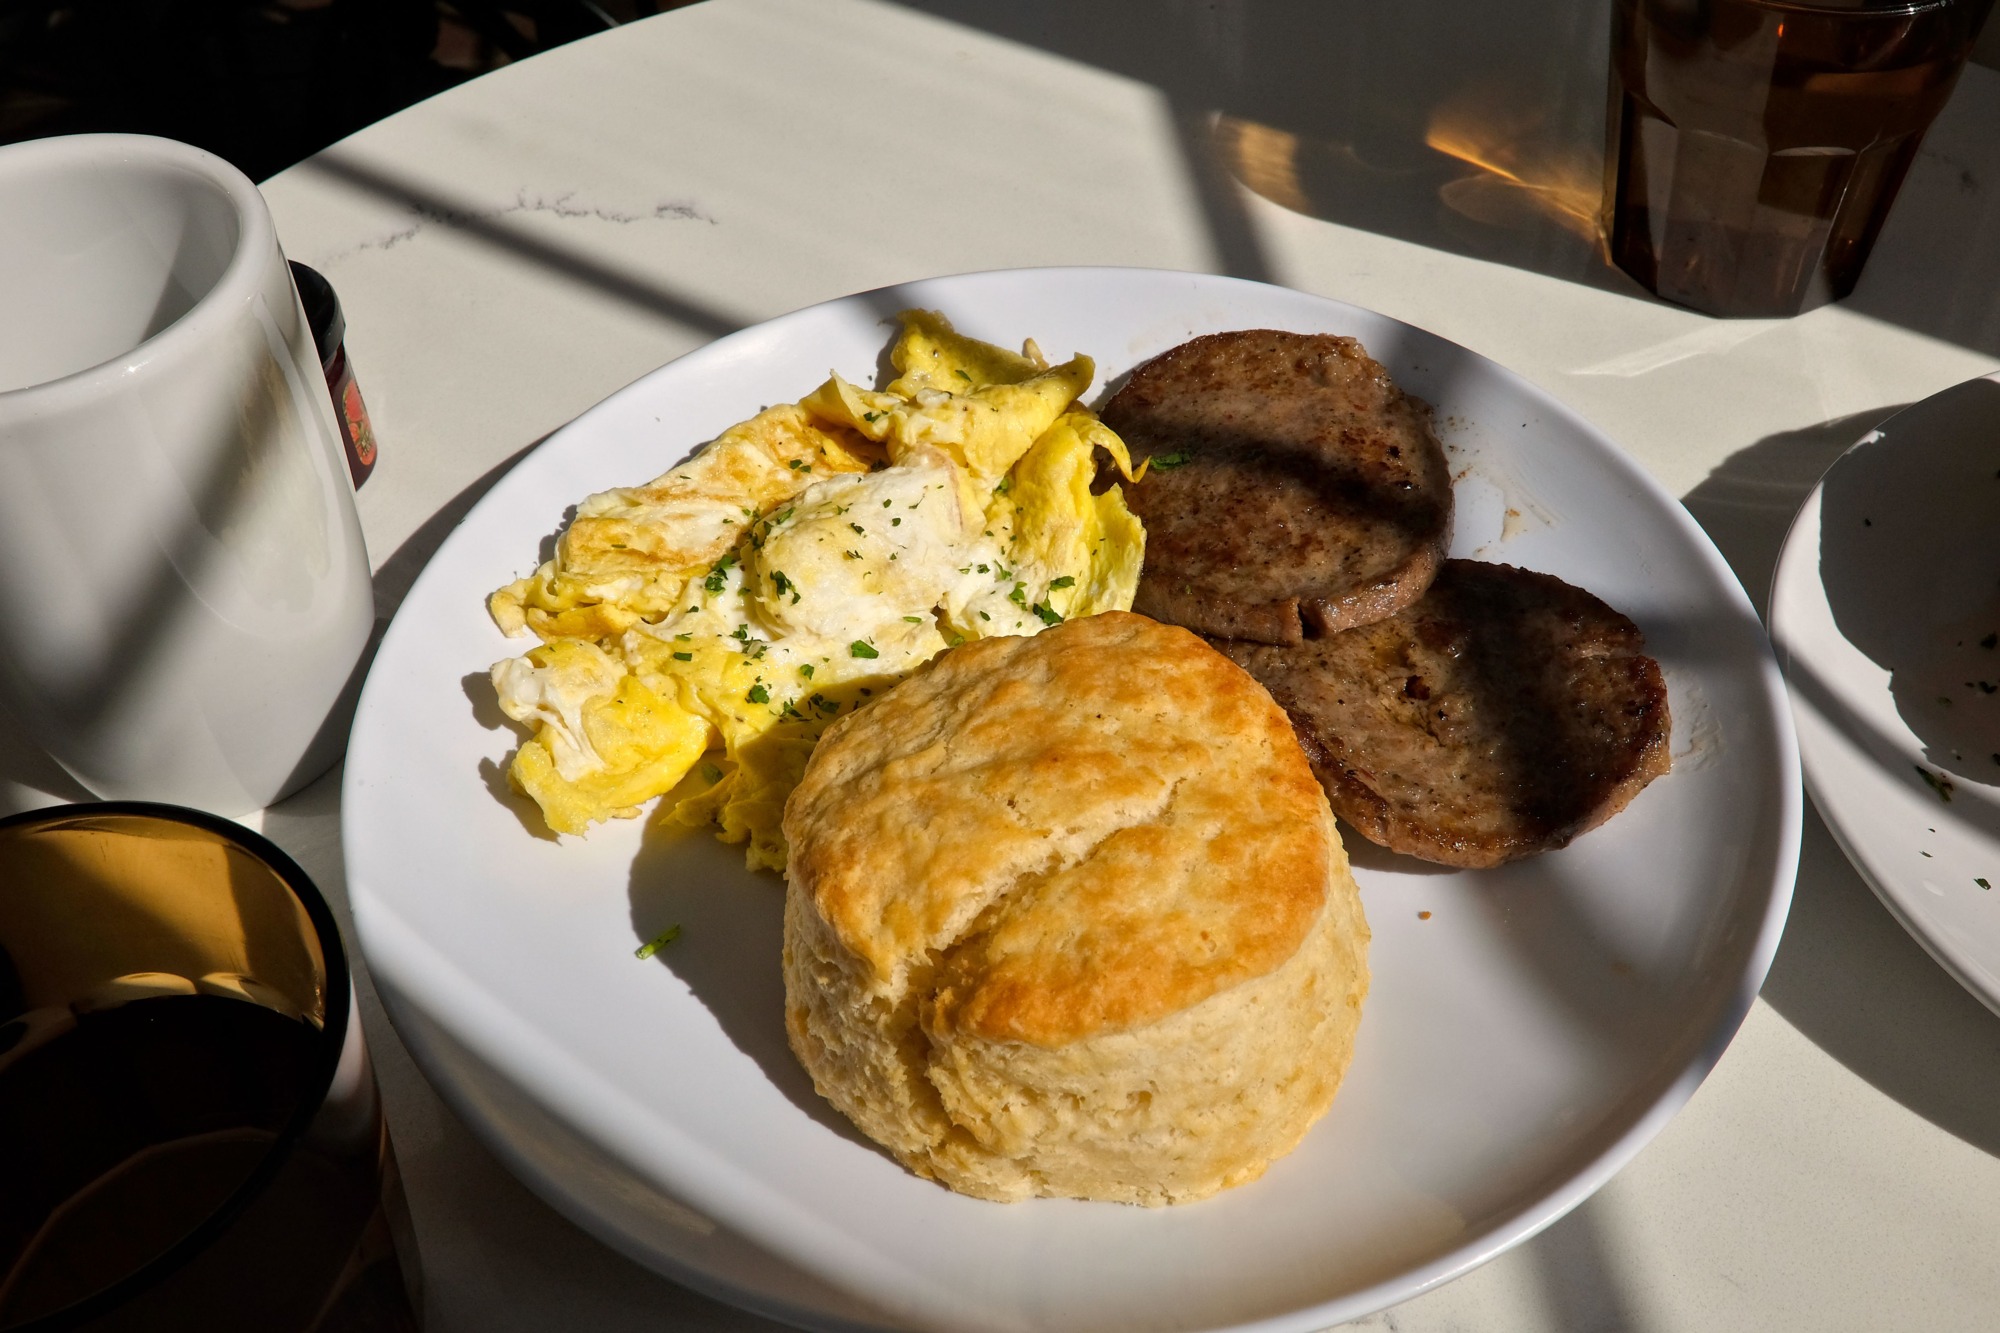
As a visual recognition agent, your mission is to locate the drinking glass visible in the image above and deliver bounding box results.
[0,803,420,1331]
[1605,0,1990,316]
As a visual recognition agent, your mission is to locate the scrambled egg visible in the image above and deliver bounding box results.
[487,311,1146,870]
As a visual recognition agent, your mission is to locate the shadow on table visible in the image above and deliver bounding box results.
[890,0,2000,358]
[373,435,550,620]
[0,691,93,817]
[1523,1196,1644,1333]
[1684,412,2000,1162]
[1767,803,2000,1160]
[1680,407,1900,619]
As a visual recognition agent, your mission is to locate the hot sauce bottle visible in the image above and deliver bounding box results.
[290,261,378,488]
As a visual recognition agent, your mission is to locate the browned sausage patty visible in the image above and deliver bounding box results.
[1215,561,1671,868]
[1102,330,1452,644]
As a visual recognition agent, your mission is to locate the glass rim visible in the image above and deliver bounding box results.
[1717,0,1980,13]
[0,801,352,1333]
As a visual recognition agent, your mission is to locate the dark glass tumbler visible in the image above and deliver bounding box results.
[1605,0,1990,317]
[0,804,420,1332]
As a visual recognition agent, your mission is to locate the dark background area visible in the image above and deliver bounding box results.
[0,0,697,182]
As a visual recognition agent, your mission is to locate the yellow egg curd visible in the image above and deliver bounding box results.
[486,311,1145,871]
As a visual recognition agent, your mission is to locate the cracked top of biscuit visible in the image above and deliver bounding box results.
[781,611,1334,1048]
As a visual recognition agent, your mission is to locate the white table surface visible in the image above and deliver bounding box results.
[10,1,2000,1327]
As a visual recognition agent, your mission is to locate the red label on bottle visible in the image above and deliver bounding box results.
[325,345,378,487]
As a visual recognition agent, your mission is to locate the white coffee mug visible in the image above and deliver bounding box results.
[0,134,373,813]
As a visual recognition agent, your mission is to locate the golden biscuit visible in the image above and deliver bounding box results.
[782,611,1370,1204]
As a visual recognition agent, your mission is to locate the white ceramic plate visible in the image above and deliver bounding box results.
[1770,373,2000,1017]
[343,267,1798,1333]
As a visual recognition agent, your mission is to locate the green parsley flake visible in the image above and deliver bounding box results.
[674,632,692,641]
[1049,575,1076,589]
[850,640,880,659]
[699,762,723,784]
[672,651,693,661]
[1149,450,1194,471]
[1032,602,1063,626]
[704,552,740,593]
[1980,878,1993,890]
[747,683,771,704]
[954,368,973,382]
[904,615,924,623]
[994,478,1012,495]
[863,411,881,422]
[850,522,866,535]
[800,663,815,679]
[1008,582,1027,605]
[634,925,681,960]
[892,517,902,527]
[789,459,810,471]
[771,571,795,598]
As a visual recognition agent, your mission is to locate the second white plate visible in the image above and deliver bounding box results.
[1771,372,2000,1017]
[343,267,1799,1333]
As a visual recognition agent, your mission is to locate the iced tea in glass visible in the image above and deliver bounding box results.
[1606,0,1989,317]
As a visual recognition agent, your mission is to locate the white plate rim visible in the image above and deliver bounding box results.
[342,265,1802,1332]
